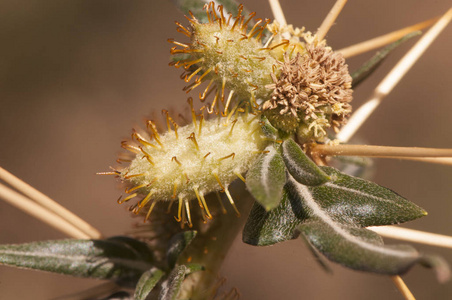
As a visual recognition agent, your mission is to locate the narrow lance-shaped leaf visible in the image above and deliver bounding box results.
[134,268,165,300]
[159,265,187,300]
[246,145,287,211]
[260,116,279,139]
[290,176,450,281]
[0,237,154,284]
[281,138,330,186]
[310,167,427,227]
[299,232,333,273]
[351,31,421,88]
[243,185,309,246]
[244,166,427,246]
[158,264,204,300]
[167,231,197,269]
[104,291,131,299]
[329,155,374,178]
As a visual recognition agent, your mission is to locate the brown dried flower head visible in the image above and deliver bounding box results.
[263,43,353,143]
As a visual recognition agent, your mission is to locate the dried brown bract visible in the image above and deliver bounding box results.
[264,44,353,141]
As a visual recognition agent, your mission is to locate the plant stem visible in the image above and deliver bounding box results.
[179,186,254,299]
[337,8,452,142]
[0,167,101,239]
[391,276,416,300]
[337,17,438,58]
[316,0,348,41]
[311,144,452,158]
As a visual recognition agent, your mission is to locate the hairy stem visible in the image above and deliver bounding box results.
[179,185,254,299]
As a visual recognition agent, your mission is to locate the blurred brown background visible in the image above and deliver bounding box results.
[0,0,451,299]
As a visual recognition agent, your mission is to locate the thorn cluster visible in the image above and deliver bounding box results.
[117,108,269,227]
[169,2,278,114]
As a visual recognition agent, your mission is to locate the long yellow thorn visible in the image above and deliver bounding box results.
[224,187,241,217]
[0,167,101,239]
[391,276,415,300]
[0,183,91,239]
[337,8,452,143]
[316,0,348,41]
[337,17,439,58]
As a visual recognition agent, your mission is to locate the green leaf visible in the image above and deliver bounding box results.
[246,145,287,211]
[158,265,187,300]
[185,263,205,273]
[351,31,421,88]
[157,263,204,300]
[281,138,330,186]
[171,0,252,24]
[108,236,155,263]
[243,186,309,246]
[244,166,427,246]
[290,176,449,280]
[0,237,154,284]
[298,220,449,280]
[134,268,165,300]
[299,233,333,274]
[260,116,279,139]
[329,155,374,178]
[167,231,197,269]
[306,167,427,227]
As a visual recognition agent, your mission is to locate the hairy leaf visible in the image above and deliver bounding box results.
[306,167,427,227]
[159,265,186,300]
[185,263,205,273]
[246,145,286,210]
[0,237,153,284]
[299,233,333,274]
[351,31,421,88]
[281,138,330,186]
[103,291,131,300]
[134,268,165,300]
[260,116,279,139]
[158,264,203,300]
[172,0,251,24]
[244,166,427,246]
[290,176,449,280]
[299,220,449,280]
[243,186,308,246]
[167,231,197,269]
[329,155,374,178]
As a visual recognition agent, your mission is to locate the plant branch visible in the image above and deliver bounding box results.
[391,276,416,300]
[368,226,452,249]
[0,183,91,239]
[337,17,438,58]
[394,157,452,166]
[0,167,101,239]
[311,144,452,158]
[268,0,286,26]
[337,8,452,142]
[316,0,348,41]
